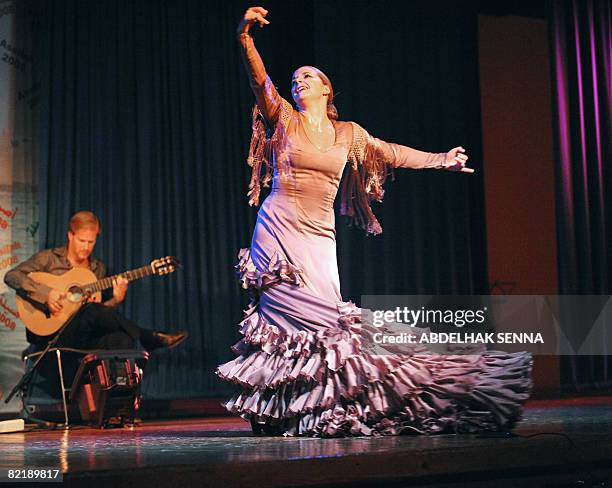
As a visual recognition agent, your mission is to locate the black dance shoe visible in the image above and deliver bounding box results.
[142,330,188,351]
[250,418,283,436]
[250,418,263,435]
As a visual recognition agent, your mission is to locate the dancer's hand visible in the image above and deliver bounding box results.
[443,146,474,173]
[238,6,270,35]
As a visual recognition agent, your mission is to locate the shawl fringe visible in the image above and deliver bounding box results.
[247,100,293,207]
[339,122,394,235]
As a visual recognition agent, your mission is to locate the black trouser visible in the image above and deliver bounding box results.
[23,303,146,405]
[53,303,142,350]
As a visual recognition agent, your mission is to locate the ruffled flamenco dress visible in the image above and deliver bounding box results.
[216,32,532,437]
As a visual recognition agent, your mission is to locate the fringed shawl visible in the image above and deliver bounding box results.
[246,99,294,207]
[339,122,391,235]
[246,103,392,235]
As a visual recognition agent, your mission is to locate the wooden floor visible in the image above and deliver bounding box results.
[0,397,611,487]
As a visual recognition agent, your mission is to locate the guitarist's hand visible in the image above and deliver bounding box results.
[47,289,66,315]
[112,276,129,304]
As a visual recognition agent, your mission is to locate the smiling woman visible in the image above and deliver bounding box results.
[292,66,338,142]
[292,67,336,151]
[215,6,531,437]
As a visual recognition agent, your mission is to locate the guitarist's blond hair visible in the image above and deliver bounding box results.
[68,210,101,235]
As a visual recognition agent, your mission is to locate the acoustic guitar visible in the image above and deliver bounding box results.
[16,256,178,336]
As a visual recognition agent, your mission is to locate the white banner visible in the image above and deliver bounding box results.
[0,0,39,415]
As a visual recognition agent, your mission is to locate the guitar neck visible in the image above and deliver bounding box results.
[84,265,154,294]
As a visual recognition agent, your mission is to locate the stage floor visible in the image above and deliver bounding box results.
[1,397,611,487]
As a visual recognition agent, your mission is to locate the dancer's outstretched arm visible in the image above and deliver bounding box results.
[367,134,473,172]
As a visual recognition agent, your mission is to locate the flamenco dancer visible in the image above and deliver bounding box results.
[217,6,532,437]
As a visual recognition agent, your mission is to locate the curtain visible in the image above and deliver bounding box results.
[21,0,486,399]
[549,0,612,391]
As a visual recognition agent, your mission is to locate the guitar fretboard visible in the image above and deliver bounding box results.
[83,265,154,293]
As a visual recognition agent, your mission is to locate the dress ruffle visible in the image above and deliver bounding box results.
[236,247,302,290]
[216,249,533,437]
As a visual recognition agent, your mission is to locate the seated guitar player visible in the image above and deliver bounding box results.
[4,210,187,354]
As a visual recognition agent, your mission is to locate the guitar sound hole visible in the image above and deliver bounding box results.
[66,285,85,303]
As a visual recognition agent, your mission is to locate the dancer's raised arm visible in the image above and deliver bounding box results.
[237,7,285,125]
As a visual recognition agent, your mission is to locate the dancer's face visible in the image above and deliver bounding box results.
[291,66,330,107]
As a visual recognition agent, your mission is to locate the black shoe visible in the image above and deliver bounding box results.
[143,330,188,351]
[250,418,263,435]
[250,418,283,436]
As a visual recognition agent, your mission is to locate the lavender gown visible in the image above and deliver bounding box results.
[216,33,532,437]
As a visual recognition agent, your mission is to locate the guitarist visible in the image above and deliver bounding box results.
[4,210,187,352]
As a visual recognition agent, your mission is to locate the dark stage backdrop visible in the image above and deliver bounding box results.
[550,0,612,392]
[20,0,486,399]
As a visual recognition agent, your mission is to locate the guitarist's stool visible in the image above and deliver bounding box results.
[70,350,149,428]
[23,347,95,426]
